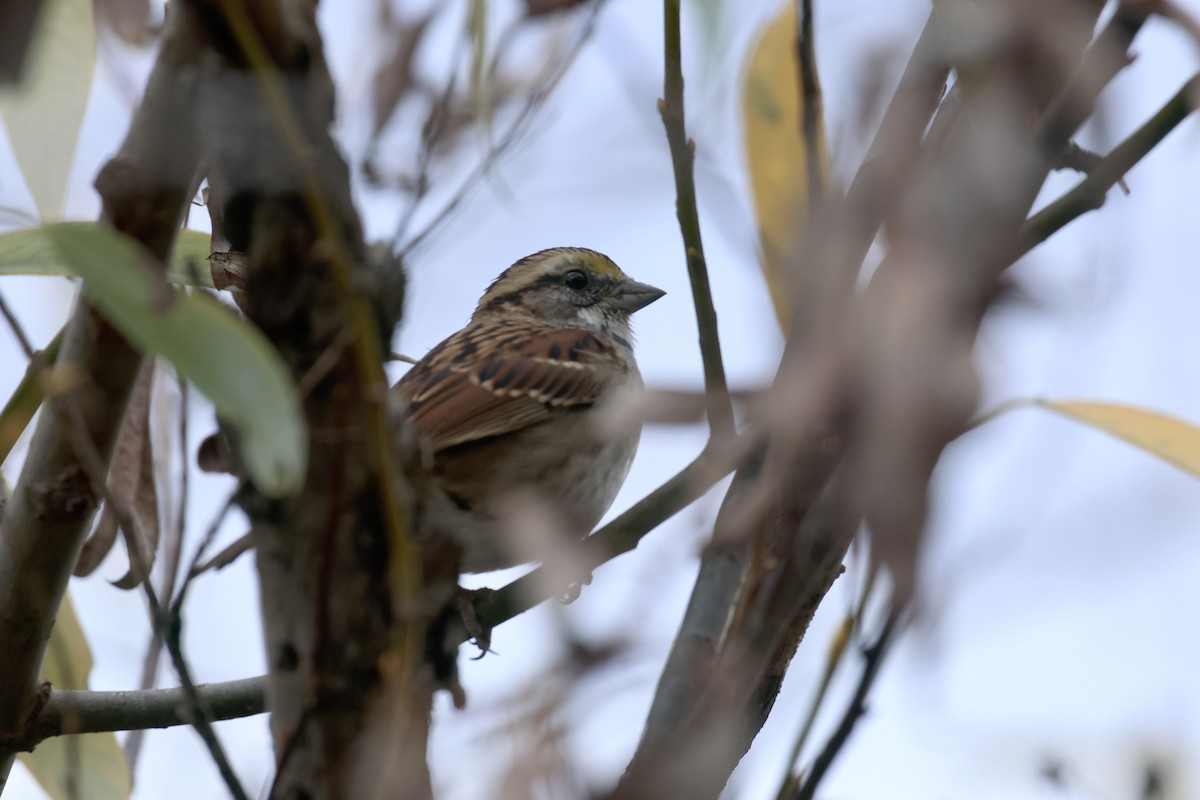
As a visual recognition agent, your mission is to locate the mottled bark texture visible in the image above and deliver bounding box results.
[187,1,419,797]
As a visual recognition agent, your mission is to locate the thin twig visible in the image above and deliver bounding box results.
[794,611,899,800]
[125,374,190,772]
[33,677,265,743]
[0,290,34,359]
[1019,72,1198,257]
[795,0,825,208]
[391,27,464,246]
[472,437,746,635]
[170,376,189,603]
[176,491,241,606]
[397,0,604,257]
[54,398,250,800]
[659,0,735,441]
[191,531,254,577]
[774,562,878,800]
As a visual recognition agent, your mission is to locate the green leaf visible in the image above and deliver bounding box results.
[0,225,215,288]
[0,328,63,466]
[0,0,96,221]
[47,222,306,496]
[17,594,132,800]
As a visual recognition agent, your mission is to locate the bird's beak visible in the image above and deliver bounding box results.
[614,280,666,313]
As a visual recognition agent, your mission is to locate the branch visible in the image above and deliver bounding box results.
[54,391,250,800]
[659,0,734,441]
[1019,72,1198,257]
[0,1,206,789]
[795,0,825,208]
[31,677,266,745]
[837,11,948,284]
[195,1,428,794]
[472,439,746,635]
[397,0,604,257]
[0,289,35,358]
[631,457,765,748]
[794,611,898,800]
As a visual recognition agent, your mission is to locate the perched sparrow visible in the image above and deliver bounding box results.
[395,248,664,573]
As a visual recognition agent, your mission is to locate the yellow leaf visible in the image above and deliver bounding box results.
[1034,399,1200,478]
[743,2,827,330]
[17,594,132,800]
[0,0,96,221]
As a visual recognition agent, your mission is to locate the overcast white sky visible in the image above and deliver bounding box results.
[2,0,1200,798]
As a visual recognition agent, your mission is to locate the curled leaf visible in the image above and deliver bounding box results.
[74,360,159,587]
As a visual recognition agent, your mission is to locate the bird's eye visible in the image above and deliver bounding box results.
[563,270,589,291]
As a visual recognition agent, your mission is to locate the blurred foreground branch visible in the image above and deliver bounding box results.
[617,1,1171,797]
[0,1,205,788]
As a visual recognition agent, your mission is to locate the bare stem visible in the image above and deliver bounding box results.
[1019,72,1198,257]
[660,0,735,442]
[55,398,249,800]
[0,1,205,788]
[794,611,899,800]
[0,289,35,359]
[33,677,265,743]
[795,0,825,208]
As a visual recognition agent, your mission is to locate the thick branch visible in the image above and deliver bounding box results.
[194,1,420,797]
[0,2,205,789]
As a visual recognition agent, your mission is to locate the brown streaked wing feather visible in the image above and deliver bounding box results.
[395,324,625,451]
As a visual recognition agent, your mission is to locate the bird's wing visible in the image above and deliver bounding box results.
[394,323,626,451]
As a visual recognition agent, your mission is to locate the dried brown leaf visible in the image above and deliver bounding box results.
[112,408,159,589]
[73,503,119,577]
[73,359,158,586]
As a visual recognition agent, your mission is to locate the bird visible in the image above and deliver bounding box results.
[394,247,664,573]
